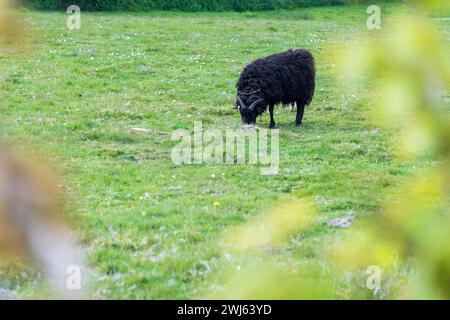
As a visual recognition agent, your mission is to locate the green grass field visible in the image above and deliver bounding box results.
[0,3,448,299]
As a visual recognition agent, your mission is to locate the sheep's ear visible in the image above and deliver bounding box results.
[237,96,246,110]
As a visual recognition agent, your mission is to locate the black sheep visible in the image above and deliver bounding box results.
[235,49,315,128]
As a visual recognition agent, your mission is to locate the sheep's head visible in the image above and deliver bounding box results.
[236,95,265,125]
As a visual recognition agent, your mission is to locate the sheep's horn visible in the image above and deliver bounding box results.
[237,96,246,110]
[249,98,265,111]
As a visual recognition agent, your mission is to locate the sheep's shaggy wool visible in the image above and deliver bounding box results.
[236,49,315,127]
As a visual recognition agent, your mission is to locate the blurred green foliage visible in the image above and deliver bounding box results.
[21,0,373,12]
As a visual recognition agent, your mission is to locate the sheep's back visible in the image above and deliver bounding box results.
[238,49,315,106]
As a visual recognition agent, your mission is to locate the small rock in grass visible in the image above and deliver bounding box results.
[370,128,380,135]
[326,213,355,229]
[167,279,177,287]
[242,124,257,130]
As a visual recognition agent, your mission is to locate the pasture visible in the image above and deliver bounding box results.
[0,3,447,299]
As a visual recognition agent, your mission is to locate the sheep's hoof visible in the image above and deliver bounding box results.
[296,122,303,126]
[269,124,276,129]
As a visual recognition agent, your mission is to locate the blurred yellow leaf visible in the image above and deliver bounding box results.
[331,230,401,271]
[211,263,333,300]
[224,200,314,252]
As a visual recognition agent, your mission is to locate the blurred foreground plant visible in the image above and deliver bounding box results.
[0,0,25,43]
[0,151,86,299]
[210,200,335,299]
[337,5,449,299]
[0,0,86,299]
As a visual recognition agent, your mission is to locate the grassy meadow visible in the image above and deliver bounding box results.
[0,3,448,299]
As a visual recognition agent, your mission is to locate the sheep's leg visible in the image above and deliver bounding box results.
[269,104,276,129]
[296,102,305,126]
